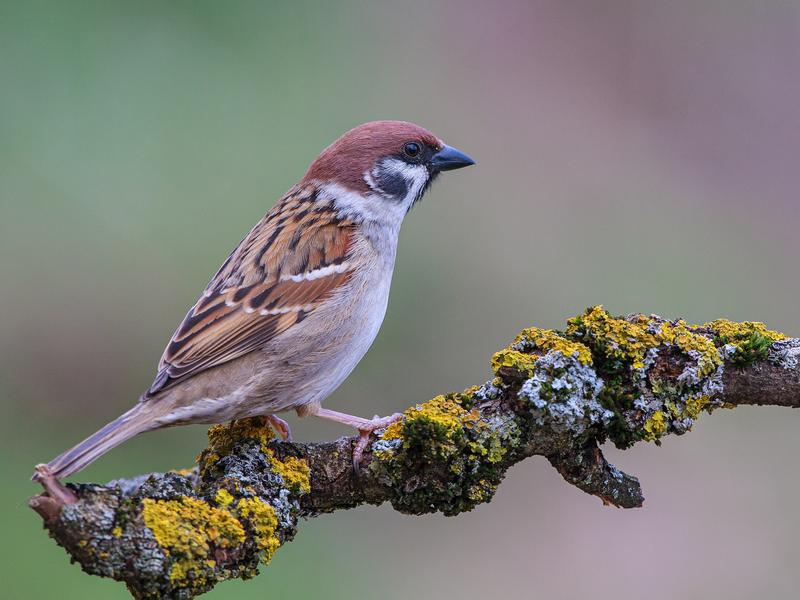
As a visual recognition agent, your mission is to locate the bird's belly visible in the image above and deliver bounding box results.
[241,268,392,414]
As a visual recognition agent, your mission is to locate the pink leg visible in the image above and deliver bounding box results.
[310,408,403,470]
[266,414,292,441]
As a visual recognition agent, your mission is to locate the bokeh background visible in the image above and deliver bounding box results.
[3,1,800,598]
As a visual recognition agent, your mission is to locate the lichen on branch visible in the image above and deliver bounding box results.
[30,307,800,599]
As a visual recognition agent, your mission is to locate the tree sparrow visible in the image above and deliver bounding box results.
[37,120,474,480]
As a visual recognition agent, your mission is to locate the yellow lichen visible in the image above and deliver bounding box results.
[657,321,721,377]
[658,395,713,438]
[141,497,245,585]
[215,488,235,507]
[265,451,311,495]
[111,526,122,538]
[377,394,501,468]
[168,560,191,585]
[168,558,214,584]
[568,306,728,375]
[370,390,509,515]
[381,395,482,443]
[643,411,667,441]
[665,395,711,422]
[200,418,311,495]
[490,349,538,377]
[490,327,592,378]
[466,480,495,503]
[685,395,711,420]
[514,327,593,365]
[567,306,658,369]
[498,309,788,447]
[705,319,786,363]
[198,417,275,476]
[705,319,786,344]
[205,417,274,457]
[196,452,220,476]
[236,497,280,564]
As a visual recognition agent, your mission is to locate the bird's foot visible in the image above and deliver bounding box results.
[29,464,78,522]
[266,414,292,442]
[32,464,78,504]
[352,413,403,472]
[308,407,404,473]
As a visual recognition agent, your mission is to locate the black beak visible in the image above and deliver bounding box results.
[430,144,475,172]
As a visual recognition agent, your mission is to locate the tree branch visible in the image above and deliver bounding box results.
[29,307,800,599]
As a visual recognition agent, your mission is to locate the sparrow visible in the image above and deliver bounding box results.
[36,120,474,481]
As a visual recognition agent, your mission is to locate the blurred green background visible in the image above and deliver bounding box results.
[3,1,800,598]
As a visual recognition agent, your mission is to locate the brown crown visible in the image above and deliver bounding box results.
[302,121,443,193]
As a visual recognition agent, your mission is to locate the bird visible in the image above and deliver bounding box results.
[35,120,475,483]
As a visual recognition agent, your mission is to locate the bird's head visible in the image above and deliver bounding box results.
[303,120,474,226]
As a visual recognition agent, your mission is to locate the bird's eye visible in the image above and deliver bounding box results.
[403,142,421,158]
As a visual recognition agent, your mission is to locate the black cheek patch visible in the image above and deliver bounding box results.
[374,167,409,200]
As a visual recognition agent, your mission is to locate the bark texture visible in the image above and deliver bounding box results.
[29,307,800,599]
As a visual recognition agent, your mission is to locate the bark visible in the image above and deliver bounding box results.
[29,308,800,599]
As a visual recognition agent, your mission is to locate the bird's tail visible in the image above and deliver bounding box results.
[35,402,154,480]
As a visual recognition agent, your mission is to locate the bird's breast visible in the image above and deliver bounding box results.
[251,245,395,410]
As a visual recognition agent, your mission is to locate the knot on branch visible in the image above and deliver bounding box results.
[548,443,643,508]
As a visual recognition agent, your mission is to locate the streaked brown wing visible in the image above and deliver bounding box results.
[146,195,356,397]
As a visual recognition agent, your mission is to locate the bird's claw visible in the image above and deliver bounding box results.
[352,412,403,473]
[266,414,293,441]
[32,464,77,504]
[30,463,78,523]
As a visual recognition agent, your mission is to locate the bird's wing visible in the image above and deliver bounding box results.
[146,194,356,397]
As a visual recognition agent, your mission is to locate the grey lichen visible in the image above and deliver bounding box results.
[473,379,503,401]
[769,338,800,370]
[518,351,612,437]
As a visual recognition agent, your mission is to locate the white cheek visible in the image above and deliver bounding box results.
[312,159,428,234]
[371,158,428,208]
